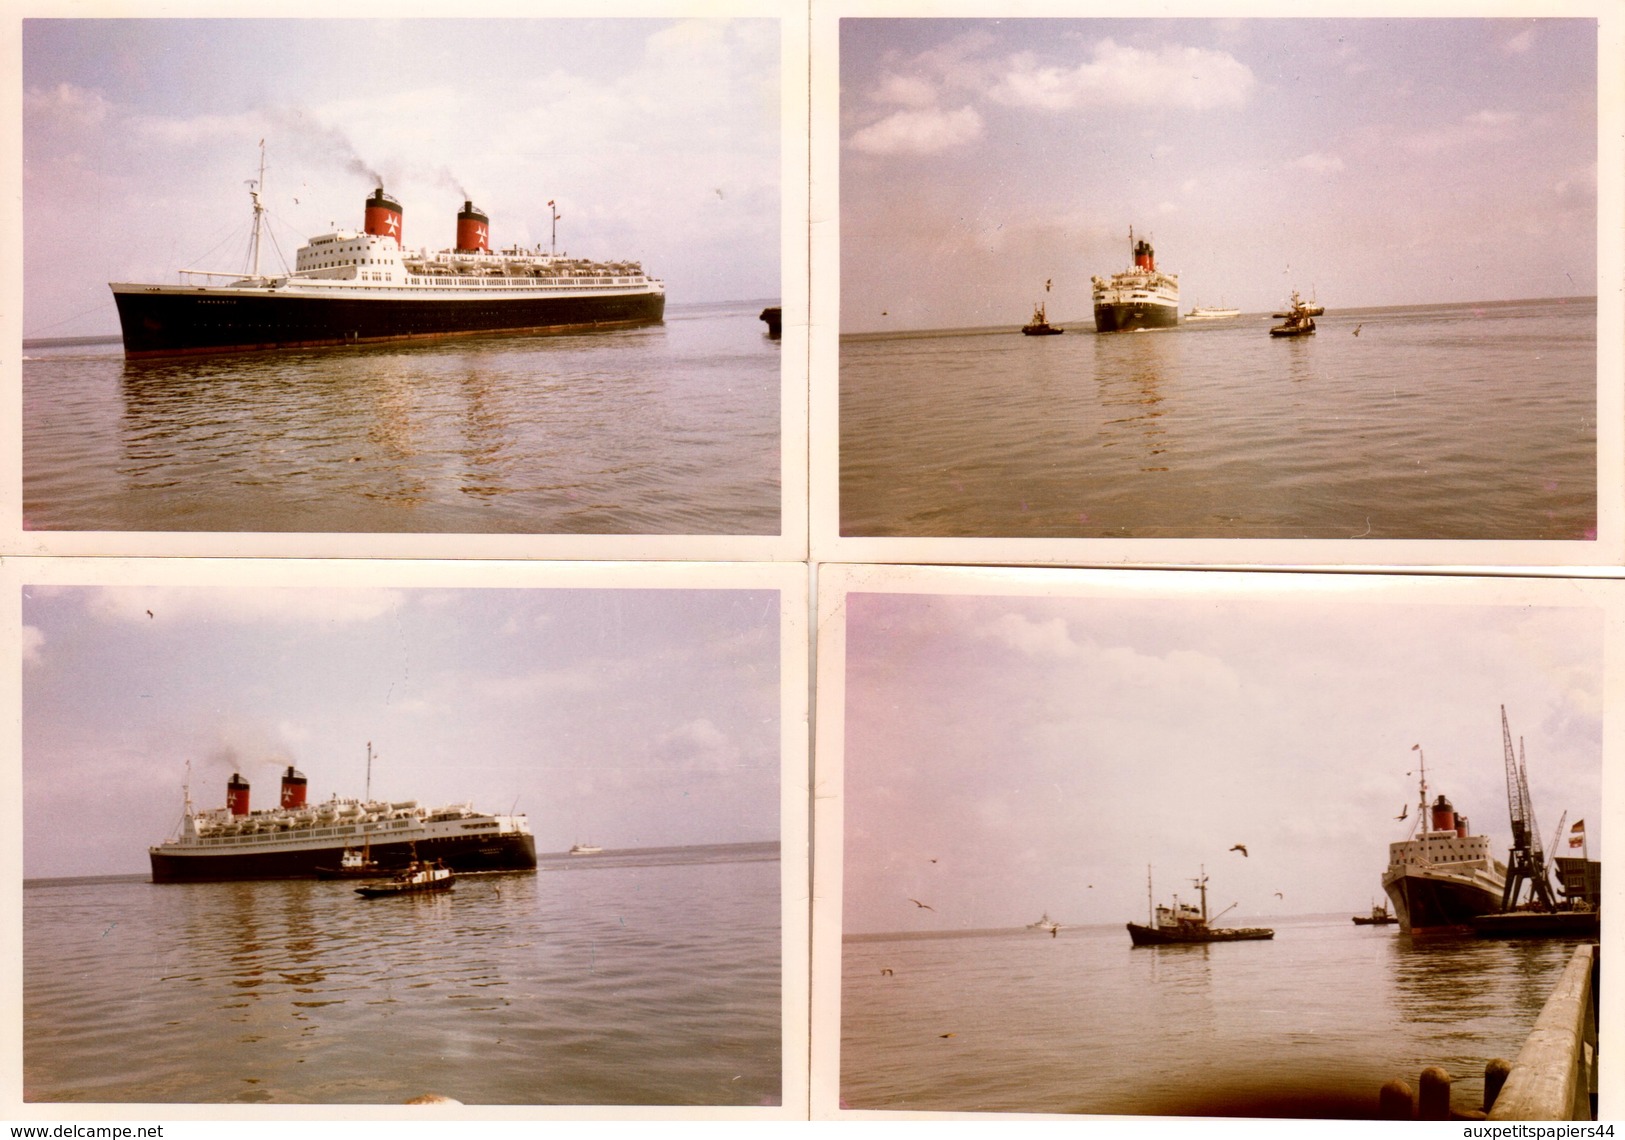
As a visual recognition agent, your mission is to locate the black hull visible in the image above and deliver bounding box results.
[1093,303,1179,333]
[1384,872,1502,932]
[150,831,536,883]
[1022,326,1063,336]
[356,879,455,899]
[112,287,665,359]
[1126,922,1274,945]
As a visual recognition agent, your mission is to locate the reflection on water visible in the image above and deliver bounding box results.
[842,917,1590,1118]
[26,303,780,534]
[842,299,1595,539]
[1094,334,1171,471]
[27,852,781,1104]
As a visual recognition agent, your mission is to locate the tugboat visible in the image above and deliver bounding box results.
[1126,866,1274,945]
[355,859,455,898]
[1352,901,1398,926]
[315,845,390,881]
[1269,290,1318,337]
[1021,301,1064,336]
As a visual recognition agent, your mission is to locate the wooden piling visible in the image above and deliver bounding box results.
[1379,1078,1415,1120]
[1484,1057,1514,1114]
[1419,1066,1453,1120]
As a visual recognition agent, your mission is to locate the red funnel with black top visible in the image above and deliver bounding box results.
[364,188,404,245]
[456,201,490,253]
[280,766,307,810]
[227,773,250,816]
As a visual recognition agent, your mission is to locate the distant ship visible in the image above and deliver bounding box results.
[1091,228,1179,332]
[111,145,664,359]
[149,764,536,882]
[1185,305,1240,320]
[568,843,604,856]
[1026,911,1059,930]
[1380,747,1505,931]
[1126,866,1273,945]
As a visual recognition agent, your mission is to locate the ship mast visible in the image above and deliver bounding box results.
[247,140,267,279]
[1410,743,1427,835]
[366,740,375,803]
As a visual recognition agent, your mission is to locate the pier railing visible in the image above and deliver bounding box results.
[1381,943,1598,1120]
[1487,943,1598,1121]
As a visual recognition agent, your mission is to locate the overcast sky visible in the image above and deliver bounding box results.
[22,584,782,878]
[839,585,1605,935]
[22,17,780,339]
[839,17,1599,332]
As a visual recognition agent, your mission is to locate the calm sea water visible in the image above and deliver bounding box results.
[23,301,781,534]
[24,844,781,1105]
[842,916,1590,1118]
[841,298,1596,540]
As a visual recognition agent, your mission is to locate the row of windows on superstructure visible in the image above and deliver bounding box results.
[289,277,646,289]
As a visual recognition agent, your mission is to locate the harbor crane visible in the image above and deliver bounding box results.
[1499,705,1557,912]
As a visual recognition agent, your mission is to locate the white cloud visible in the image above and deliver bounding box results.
[981,613,1081,659]
[1553,163,1597,205]
[23,82,111,129]
[1290,152,1345,175]
[653,717,741,772]
[989,40,1255,112]
[873,74,940,109]
[22,625,45,666]
[848,105,984,156]
[1502,27,1537,55]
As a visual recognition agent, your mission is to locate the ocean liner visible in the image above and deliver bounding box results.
[1091,228,1180,332]
[1380,747,1506,932]
[149,765,537,883]
[111,151,664,359]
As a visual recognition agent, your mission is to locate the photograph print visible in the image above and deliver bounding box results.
[15,559,807,1112]
[834,17,1611,557]
[19,16,794,548]
[814,564,1612,1120]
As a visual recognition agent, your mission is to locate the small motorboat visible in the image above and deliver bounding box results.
[568,843,604,856]
[355,860,455,898]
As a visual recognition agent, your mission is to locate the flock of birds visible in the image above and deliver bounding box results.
[905,841,1289,920]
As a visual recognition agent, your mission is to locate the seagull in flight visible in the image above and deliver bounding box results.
[908,898,935,911]
[1229,844,1249,857]
[1395,805,1409,821]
